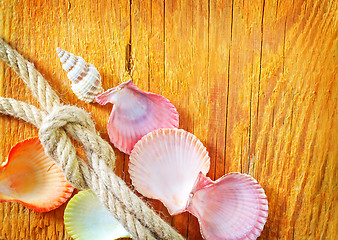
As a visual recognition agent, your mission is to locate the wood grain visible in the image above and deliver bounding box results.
[0,0,337,239]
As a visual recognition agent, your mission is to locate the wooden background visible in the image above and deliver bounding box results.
[0,0,337,239]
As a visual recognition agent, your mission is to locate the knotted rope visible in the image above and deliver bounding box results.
[0,39,184,240]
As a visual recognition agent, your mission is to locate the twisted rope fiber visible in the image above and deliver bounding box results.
[0,39,184,240]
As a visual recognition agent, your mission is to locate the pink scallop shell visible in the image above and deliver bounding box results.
[129,128,210,215]
[96,80,179,154]
[187,172,268,240]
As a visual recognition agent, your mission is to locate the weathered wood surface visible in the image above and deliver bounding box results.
[0,0,337,239]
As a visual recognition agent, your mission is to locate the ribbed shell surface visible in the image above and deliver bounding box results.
[56,48,102,103]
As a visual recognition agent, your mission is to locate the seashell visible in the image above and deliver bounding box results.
[96,80,179,154]
[187,172,268,240]
[56,48,103,103]
[64,190,131,240]
[128,128,268,239]
[129,128,210,215]
[0,137,74,212]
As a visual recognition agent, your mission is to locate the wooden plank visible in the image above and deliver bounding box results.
[207,0,232,184]
[0,0,337,239]
[186,0,209,239]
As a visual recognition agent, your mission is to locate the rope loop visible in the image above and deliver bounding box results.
[38,105,96,189]
[41,105,96,133]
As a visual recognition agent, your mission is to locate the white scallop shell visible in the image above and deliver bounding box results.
[64,190,131,240]
[129,128,210,215]
[56,48,103,103]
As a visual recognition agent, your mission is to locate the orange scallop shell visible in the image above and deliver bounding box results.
[0,137,74,212]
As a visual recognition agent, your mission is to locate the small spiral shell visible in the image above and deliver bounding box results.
[56,48,103,103]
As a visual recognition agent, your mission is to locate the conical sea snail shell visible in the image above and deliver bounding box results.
[129,128,210,214]
[187,172,268,240]
[56,48,103,103]
[96,80,179,154]
[0,137,74,212]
